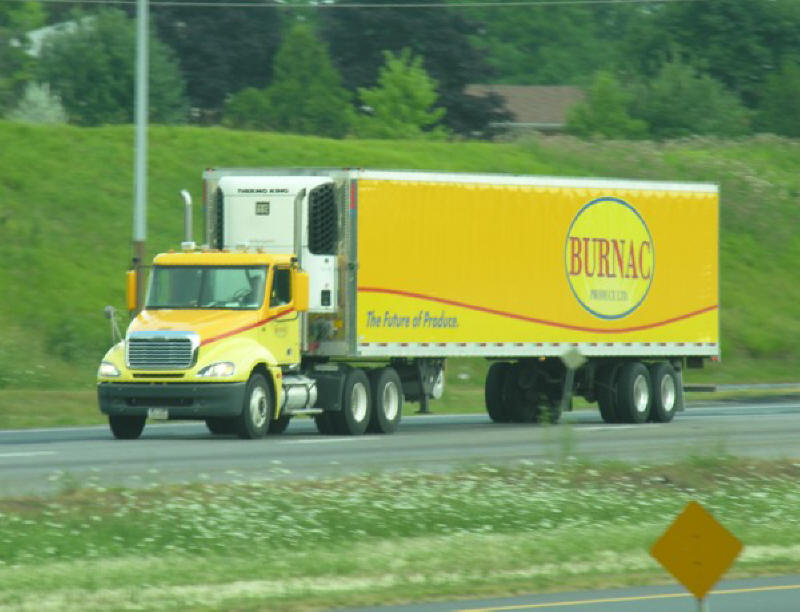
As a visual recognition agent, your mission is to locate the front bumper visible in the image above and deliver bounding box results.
[98,382,247,419]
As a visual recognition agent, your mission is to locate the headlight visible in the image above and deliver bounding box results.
[197,362,236,378]
[98,361,121,377]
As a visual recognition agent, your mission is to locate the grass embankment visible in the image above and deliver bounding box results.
[1,123,799,427]
[1,456,798,611]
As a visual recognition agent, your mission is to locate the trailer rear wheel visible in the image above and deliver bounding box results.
[332,368,371,435]
[485,362,511,423]
[368,367,403,434]
[649,362,678,423]
[205,417,237,435]
[616,362,651,424]
[505,363,540,423]
[236,373,271,439]
[596,364,621,424]
[109,415,146,440]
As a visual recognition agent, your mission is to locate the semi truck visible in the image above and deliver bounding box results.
[97,168,719,439]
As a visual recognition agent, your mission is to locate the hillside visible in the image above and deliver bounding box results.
[0,122,798,390]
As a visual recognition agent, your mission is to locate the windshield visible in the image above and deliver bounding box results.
[146,265,268,310]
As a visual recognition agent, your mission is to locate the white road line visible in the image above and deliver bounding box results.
[0,451,57,458]
[279,437,382,445]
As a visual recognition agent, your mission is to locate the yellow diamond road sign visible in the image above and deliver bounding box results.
[650,500,743,600]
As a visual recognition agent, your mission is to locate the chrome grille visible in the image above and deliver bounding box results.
[126,332,199,370]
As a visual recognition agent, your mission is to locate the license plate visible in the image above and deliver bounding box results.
[147,408,169,420]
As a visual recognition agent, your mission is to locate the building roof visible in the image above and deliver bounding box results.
[466,84,584,129]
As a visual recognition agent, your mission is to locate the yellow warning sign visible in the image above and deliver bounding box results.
[650,500,743,599]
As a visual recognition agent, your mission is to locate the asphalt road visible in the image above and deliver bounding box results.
[1,399,799,496]
[341,574,800,612]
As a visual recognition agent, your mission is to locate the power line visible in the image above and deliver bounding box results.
[5,0,708,9]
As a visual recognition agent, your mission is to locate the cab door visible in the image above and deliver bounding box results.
[265,266,300,365]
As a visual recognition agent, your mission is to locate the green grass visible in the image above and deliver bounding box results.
[1,456,799,611]
[1,123,799,399]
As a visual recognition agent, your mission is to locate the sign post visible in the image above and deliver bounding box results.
[650,500,743,610]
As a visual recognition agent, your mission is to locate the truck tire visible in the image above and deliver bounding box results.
[205,417,237,435]
[314,412,337,435]
[331,368,371,435]
[485,362,511,423]
[109,415,146,440]
[596,364,621,424]
[236,373,271,439]
[368,367,403,434]
[616,362,651,424]
[268,414,291,435]
[649,362,678,423]
[505,362,540,423]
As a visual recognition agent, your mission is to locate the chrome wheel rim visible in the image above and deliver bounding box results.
[382,381,400,421]
[633,374,649,414]
[660,374,676,411]
[431,369,445,399]
[351,382,368,423]
[249,385,268,429]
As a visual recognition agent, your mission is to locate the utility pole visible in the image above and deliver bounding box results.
[132,0,149,312]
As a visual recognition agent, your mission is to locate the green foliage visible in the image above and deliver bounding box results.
[757,61,800,137]
[630,59,751,139]
[0,1,45,113]
[5,82,67,124]
[356,49,446,140]
[226,24,352,138]
[37,9,188,125]
[566,72,647,139]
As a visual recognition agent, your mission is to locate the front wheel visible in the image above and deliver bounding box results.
[236,373,271,439]
[331,368,371,435]
[109,414,146,440]
[368,367,403,434]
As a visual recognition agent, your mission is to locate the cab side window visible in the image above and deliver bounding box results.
[270,268,292,307]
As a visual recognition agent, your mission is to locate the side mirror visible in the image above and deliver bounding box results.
[126,270,138,312]
[294,270,309,313]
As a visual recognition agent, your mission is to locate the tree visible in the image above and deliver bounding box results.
[320,1,509,137]
[630,59,751,139]
[152,3,282,119]
[225,23,352,138]
[566,72,647,139]
[0,1,45,113]
[6,82,67,124]
[757,60,800,137]
[38,9,188,125]
[621,0,800,107]
[356,49,446,139]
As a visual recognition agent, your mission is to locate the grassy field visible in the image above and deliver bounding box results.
[1,456,798,611]
[0,122,799,408]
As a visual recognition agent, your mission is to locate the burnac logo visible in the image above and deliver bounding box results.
[565,197,654,319]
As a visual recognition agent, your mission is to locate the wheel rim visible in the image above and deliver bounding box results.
[351,382,368,423]
[431,369,445,399]
[633,374,649,414]
[382,381,400,421]
[249,385,268,428]
[660,373,676,411]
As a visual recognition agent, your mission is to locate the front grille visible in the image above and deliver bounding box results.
[127,332,199,370]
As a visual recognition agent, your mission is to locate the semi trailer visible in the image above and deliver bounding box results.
[97,168,719,439]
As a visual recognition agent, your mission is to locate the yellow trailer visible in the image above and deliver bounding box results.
[97,169,718,439]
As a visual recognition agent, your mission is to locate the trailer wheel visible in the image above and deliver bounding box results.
[649,362,678,423]
[596,364,621,424]
[505,363,540,423]
[616,362,651,424]
[268,414,292,435]
[205,417,237,435]
[332,368,371,435]
[109,415,146,440]
[236,373,271,439]
[368,367,403,434]
[485,362,511,423]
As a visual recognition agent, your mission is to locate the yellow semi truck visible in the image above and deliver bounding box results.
[97,169,719,439]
